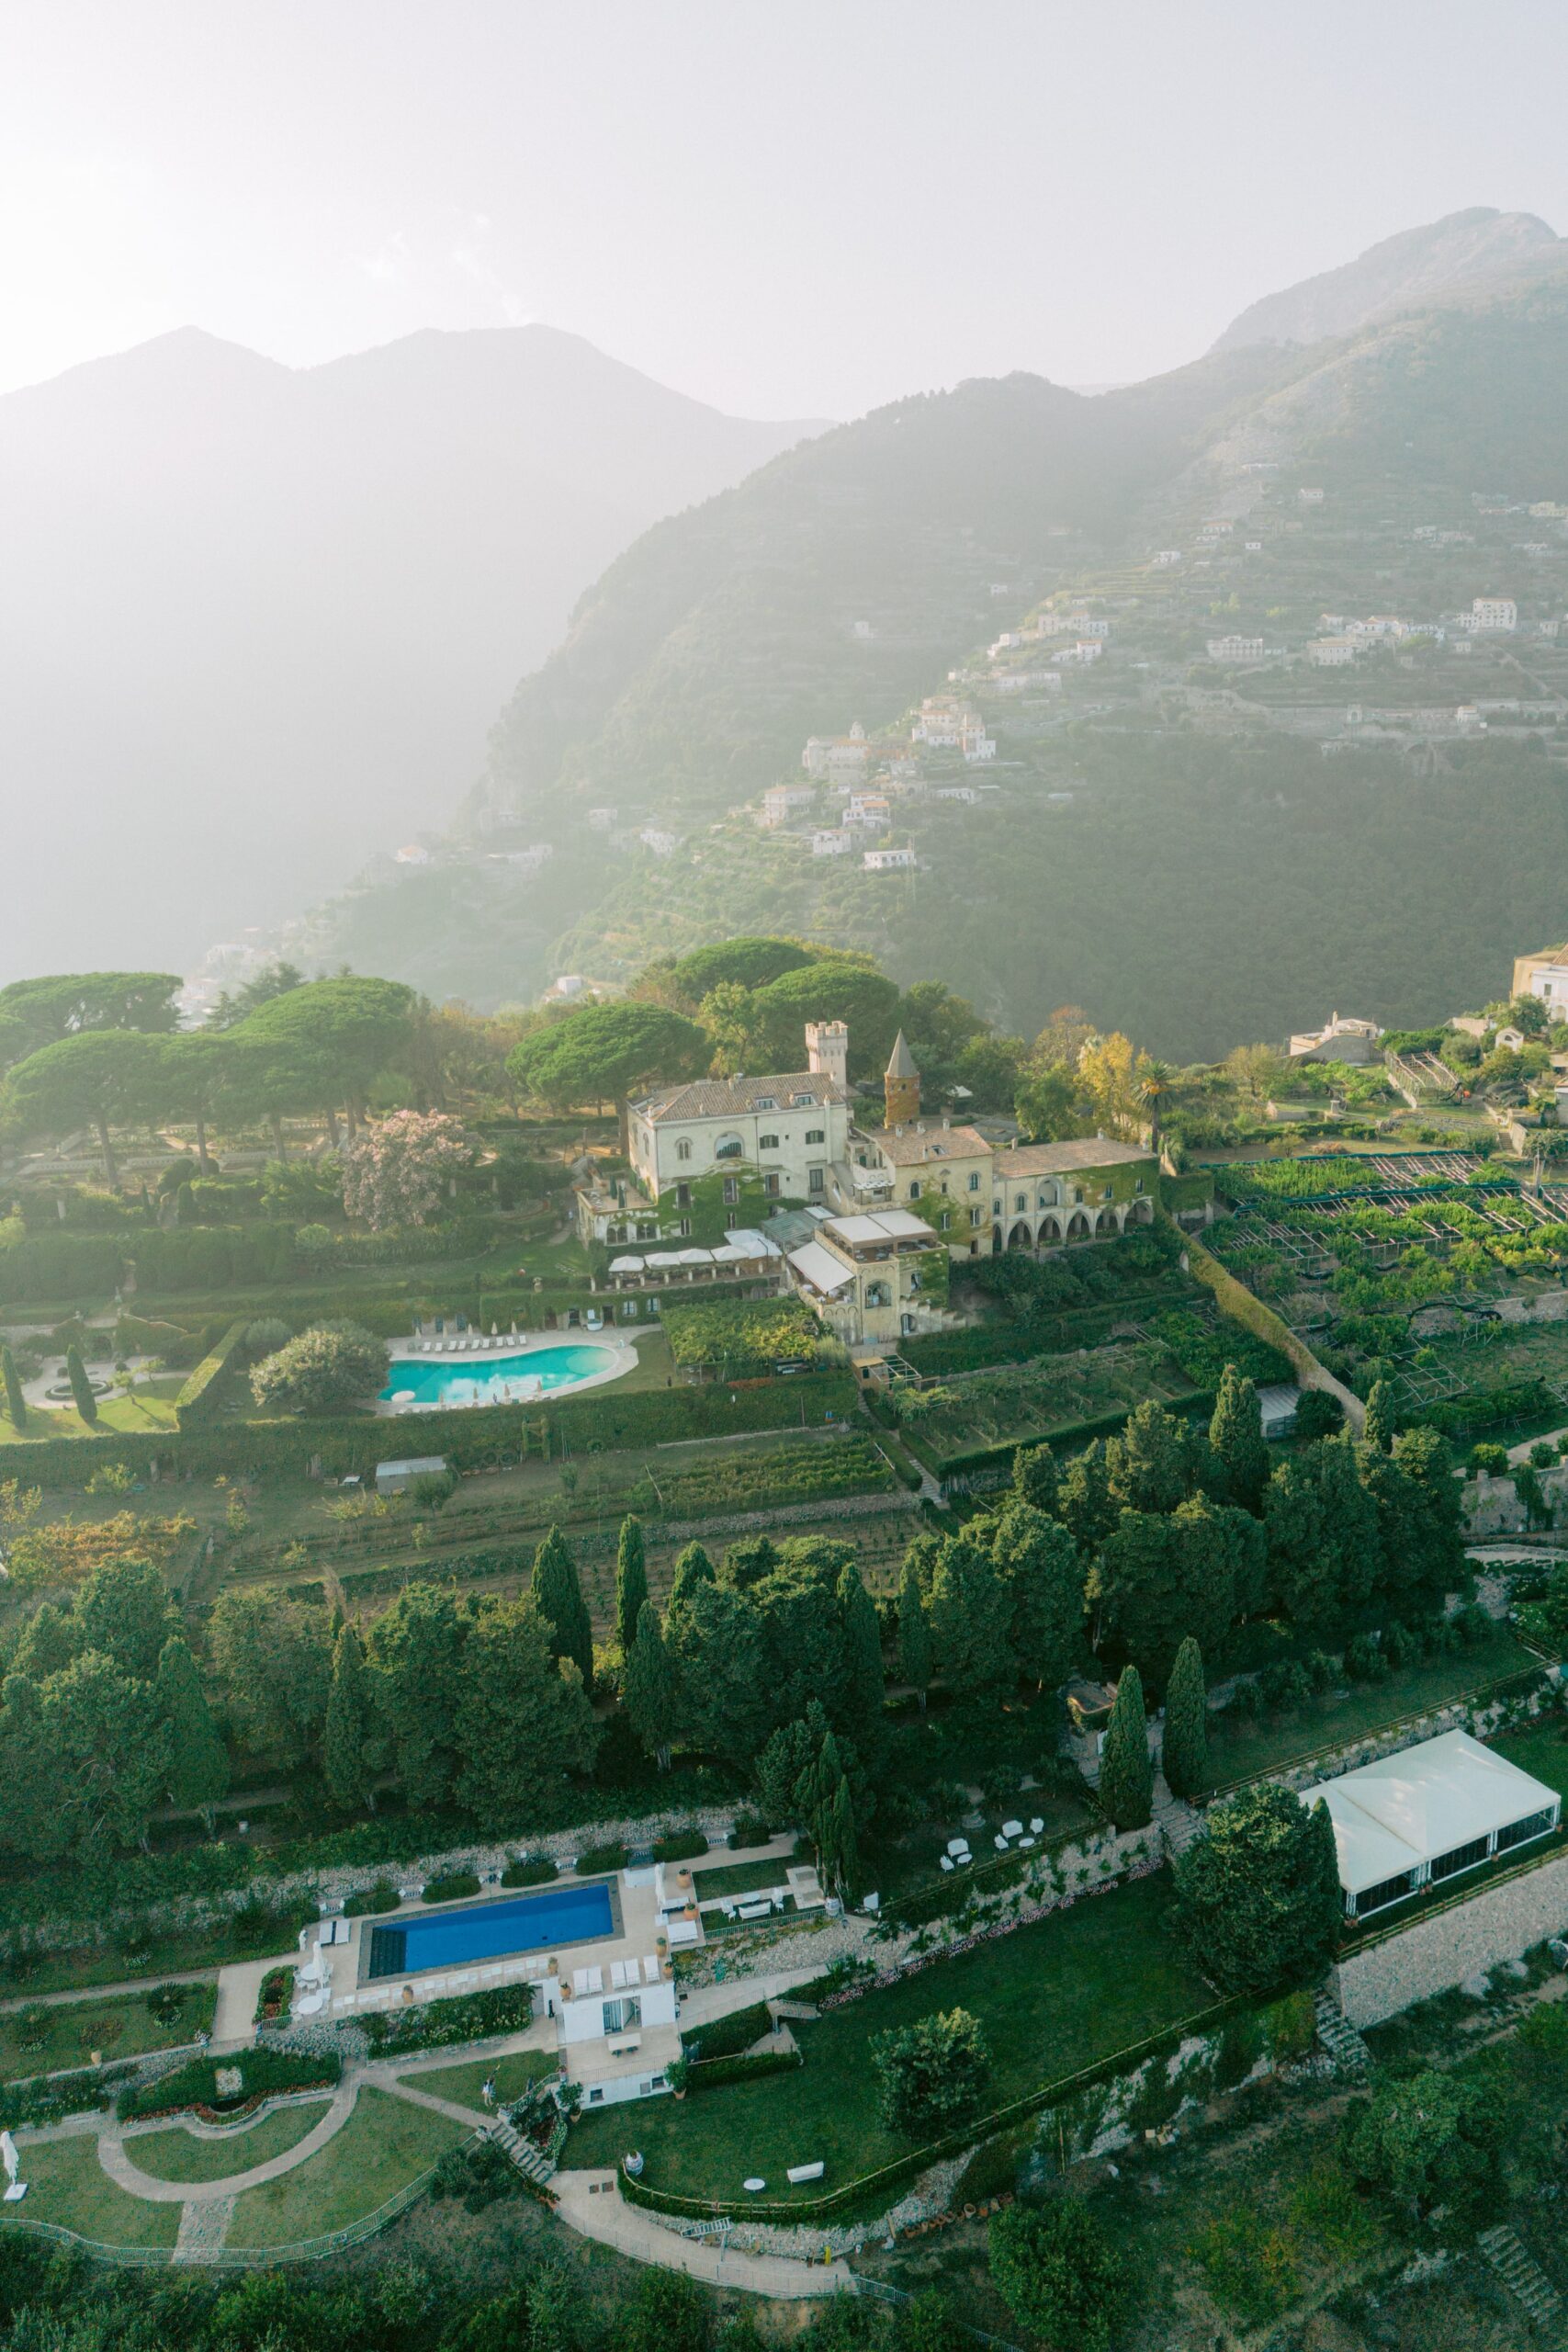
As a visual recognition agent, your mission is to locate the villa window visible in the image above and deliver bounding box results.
[969,1206,982,1227]
[587,2086,605,2104]
[1134,1177,1145,1193]
[636,1221,656,1240]
[676,1218,692,1238]
[726,1209,740,1228]
[675,1182,691,1208]
[908,1179,921,1199]
[676,1138,693,1162]
[940,1210,952,1231]
[760,1133,780,1150]
[765,1172,782,1197]
[792,1092,816,1107]
[809,1168,825,1193]
[716,1133,744,1159]
[1102,1186,1112,1201]
[754,1097,777,1112]
[723,1177,739,1205]
[1014,1193,1026,1213]
[968,1171,980,1192]
[604,1996,642,2034]
[806,1127,825,1144]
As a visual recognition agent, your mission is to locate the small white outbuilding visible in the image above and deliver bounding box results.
[1301,1728,1561,1918]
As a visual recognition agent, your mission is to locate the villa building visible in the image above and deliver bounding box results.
[1288,1012,1382,1064]
[785,1206,947,1345]
[1514,943,1568,1016]
[992,1138,1157,1251]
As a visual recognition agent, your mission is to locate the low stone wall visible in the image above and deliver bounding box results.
[1331,1849,1568,2028]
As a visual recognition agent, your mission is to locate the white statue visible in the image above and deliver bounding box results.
[1,2128,27,2200]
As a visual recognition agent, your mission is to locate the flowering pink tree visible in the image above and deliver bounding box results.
[340,1111,478,1230]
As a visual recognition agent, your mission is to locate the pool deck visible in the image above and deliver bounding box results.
[374,1328,643,1415]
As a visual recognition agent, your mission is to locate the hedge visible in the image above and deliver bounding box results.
[573,1843,629,1877]
[683,2000,772,2062]
[173,1317,250,1430]
[0,2059,139,2133]
[0,1367,863,1491]
[118,2046,339,2122]
[422,1871,482,1905]
[1182,1227,1351,1413]
[687,2047,802,2092]
[502,1857,558,1888]
[652,1832,709,1864]
[361,1980,533,2056]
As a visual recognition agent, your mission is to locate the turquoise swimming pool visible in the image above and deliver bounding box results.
[379,1343,615,1407]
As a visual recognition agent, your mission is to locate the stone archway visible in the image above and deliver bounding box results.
[1128,1196,1154,1227]
[1036,1214,1064,1250]
[1066,1210,1091,1241]
[1008,1221,1033,1251]
[1095,1205,1121,1236]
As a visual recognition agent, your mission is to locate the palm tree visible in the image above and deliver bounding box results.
[1137,1058,1174,1155]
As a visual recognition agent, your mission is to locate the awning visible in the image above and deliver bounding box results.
[788,1241,854,1295]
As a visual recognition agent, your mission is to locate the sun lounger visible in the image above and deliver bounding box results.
[610,1961,629,1988]
[587,1966,604,1994]
[643,1955,661,1982]
[786,2162,825,2184]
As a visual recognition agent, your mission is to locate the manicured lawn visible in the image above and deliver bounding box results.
[224,2086,468,2248]
[395,2049,558,2109]
[0,1983,217,2085]
[692,1857,795,1900]
[1491,1720,1568,1799]
[0,2134,180,2248]
[565,1871,1212,2203]
[5,1386,185,1442]
[126,2098,331,2183]
[1202,1626,1534,1791]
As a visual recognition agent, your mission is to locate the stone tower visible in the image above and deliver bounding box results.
[884,1030,920,1126]
[806,1020,849,1090]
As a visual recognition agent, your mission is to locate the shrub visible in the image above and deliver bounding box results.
[244,1317,292,1355]
[573,1842,629,1877]
[1381,1621,1421,1670]
[502,1856,558,1888]
[1259,1660,1313,1713]
[1471,1442,1510,1476]
[1292,1390,1346,1442]
[430,2135,525,2212]
[1451,1601,1492,1647]
[422,1871,481,1905]
[250,1320,387,1412]
[342,1879,400,1917]
[871,2007,990,2139]
[728,1811,771,1849]
[254,1966,294,2025]
[1344,1634,1390,1685]
[1224,1679,1260,1721]
[688,2048,801,2091]
[409,1469,457,1510]
[652,1830,708,1864]
[1302,1648,1337,1694]
[1172,1784,1343,1996]
[989,2197,1132,2352]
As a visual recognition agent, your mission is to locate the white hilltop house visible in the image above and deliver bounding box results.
[1288,1012,1382,1065]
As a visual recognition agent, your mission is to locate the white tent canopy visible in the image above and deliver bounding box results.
[1301,1729,1561,1915]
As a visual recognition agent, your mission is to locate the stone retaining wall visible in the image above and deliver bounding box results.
[1331,1850,1568,2028]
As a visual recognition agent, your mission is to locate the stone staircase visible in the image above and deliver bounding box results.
[1478,2224,1568,2347]
[1313,1992,1372,2080]
[1153,1789,1203,1858]
[488,2116,558,2188]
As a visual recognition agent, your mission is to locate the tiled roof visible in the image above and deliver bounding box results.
[855,1123,991,1166]
[886,1029,919,1079]
[994,1137,1155,1178]
[632,1072,849,1124]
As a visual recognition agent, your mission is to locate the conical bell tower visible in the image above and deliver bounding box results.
[884,1030,920,1126]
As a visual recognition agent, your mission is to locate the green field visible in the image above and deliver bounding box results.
[1201,1625,1534,1791]
[394,2049,558,2109]
[565,1871,1212,2203]
[1492,1720,1568,1799]
[0,1982,218,2085]
[0,2133,180,2248]
[223,2086,468,2248]
[690,1857,794,1900]
[125,2098,332,2183]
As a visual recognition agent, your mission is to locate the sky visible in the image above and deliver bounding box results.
[3,0,1567,420]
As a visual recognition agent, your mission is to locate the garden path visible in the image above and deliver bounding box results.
[97,2079,358,2202]
[551,2168,852,2300]
[212,1958,278,2047]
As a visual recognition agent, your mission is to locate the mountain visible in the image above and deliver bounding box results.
[0,325,823,985]
[299,242,1568,1057]
[1210,206,1560,353]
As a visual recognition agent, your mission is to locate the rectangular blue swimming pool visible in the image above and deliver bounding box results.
[366,1880,616,1979]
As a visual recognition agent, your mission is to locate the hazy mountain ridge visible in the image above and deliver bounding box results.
[0,324,824,984]
[1209,205,1560,353]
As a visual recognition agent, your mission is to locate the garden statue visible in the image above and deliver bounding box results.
[1,2129,27,2200]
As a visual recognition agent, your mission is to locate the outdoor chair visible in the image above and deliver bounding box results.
[994,1834,1010,1851]
[940,1856,954,1872]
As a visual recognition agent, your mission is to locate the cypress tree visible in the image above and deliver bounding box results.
[1363,1378,1397,1455]
[615,1516,649,1657]
[1013,1440,1059,1516]
[624,1600,677,1770]
[826,1776,859,1900]
[1161,1636,1208,1801]
[837,1562,886,1724]
[1099,1664,1153,1830]
[1209,1365,1270,1512]
[1,1344,26,1432]
[530,1525,593,1689]
[323,1622,379,1813]
[897,1556,933,1711]
[65,1344,97,1428]
[154,1635,230,1829]
[666,1541,716,1623]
